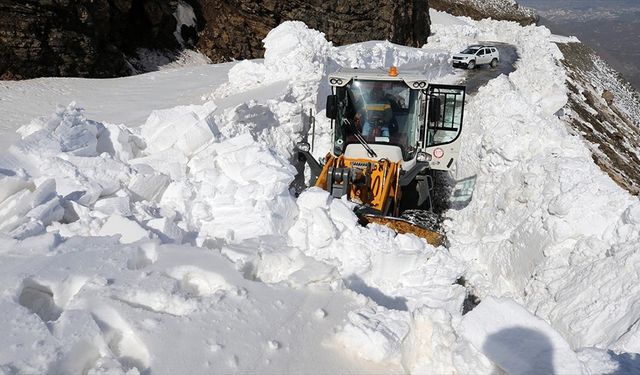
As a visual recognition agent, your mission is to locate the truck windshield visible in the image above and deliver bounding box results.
[333,79,422,160]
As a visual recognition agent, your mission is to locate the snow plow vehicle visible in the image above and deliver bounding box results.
[296,67,466,246]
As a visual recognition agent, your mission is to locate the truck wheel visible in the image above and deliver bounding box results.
[467,60,476,70]
[490,58,498,68]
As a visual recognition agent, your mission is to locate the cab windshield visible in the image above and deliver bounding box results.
[461,48,479,54]
[334,79,422,160]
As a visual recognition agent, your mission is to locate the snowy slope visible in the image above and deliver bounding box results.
[428,9,640,364]
[0,63,233,151]
[1,12,640,375]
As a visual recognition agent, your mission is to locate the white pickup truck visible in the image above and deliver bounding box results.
[452,45,500,70]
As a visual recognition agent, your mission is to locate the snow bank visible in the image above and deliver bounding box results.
[460,296,583,374]
[429,6,640,360]
[290,188,466,313]
[0,236,386,374]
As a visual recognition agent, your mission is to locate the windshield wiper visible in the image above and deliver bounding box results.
[342,118,378,158]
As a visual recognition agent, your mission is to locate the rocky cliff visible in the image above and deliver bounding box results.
[0,0,184,79]
[430,0,537,25]
[557,42,640,195]
[195,0,430,63]
[0,0,431,79]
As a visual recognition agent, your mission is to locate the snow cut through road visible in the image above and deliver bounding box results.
[1,9,640,375]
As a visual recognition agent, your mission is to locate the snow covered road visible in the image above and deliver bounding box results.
[460,42,519,94]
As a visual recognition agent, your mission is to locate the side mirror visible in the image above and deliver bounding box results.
[326,95,337,119]
[428,96,441,123]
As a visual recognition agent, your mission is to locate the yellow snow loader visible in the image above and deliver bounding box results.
[296,67,466,246]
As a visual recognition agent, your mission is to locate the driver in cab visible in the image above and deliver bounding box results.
[353,83,394,140]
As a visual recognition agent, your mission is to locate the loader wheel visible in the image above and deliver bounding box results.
[490,58,498,68]
[467,60,476,70]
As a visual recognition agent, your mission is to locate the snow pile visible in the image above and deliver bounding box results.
[290,188,466,313]
[1,104,137,240]
[0,235,383,374]
[460,296,584,374]
[216,21,455,110]
[428,8,640,361]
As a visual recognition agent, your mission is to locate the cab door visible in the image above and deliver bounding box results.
[478,48,489,64]
[422,84,466,171]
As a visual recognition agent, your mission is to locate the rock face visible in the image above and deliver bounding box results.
[559,42,640,195]
[1,0,431,79]
[430,0,538,26]
[195,0,431,63]
[0,0,182,79]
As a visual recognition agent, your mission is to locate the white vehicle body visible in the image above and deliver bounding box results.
[452,45,500,69]
[326,68,466,172]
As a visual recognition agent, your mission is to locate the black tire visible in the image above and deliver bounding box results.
[490,58,498,68]
[467,60,476,70]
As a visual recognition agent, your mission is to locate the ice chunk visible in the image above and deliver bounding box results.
[147,217,184,244]
[94,196,132,217]
[140,101,217,156]
[13,103,102,157]
[0,169,30,204]
[99,215,149,244]
[96,123,145,162]
[296,187,331,211]
[336,306,410,364]
[128,170,171,203]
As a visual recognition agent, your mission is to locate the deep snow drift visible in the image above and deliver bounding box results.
[1,12,640,375]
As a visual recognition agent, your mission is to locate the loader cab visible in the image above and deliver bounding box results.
[331,78,422,161]
[326,68,466,171]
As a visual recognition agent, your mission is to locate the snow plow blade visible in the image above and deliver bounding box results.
[359,213,445,247]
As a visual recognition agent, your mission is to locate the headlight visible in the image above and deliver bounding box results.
[296,141,311,152]
[416,151,431,162]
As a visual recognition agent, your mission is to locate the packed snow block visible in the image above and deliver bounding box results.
[401,307,468,374]
[14,103,102,157]
[99,215,149,244]
[460,296,584,375]
[29,148,131,208]
[147,217,184,244]
[0,179,64,239]
[93,196,132,217]
[129,149,188,180]
[141,101,217,157]
[96,123,145,162]
[26,196,64,226]
[296,187,331,211]
[61,199,91,223]
[128,170,171,203]
[0,169,31,204]
[336,306,410,364]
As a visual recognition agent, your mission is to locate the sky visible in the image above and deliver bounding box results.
[518,0,640,90]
